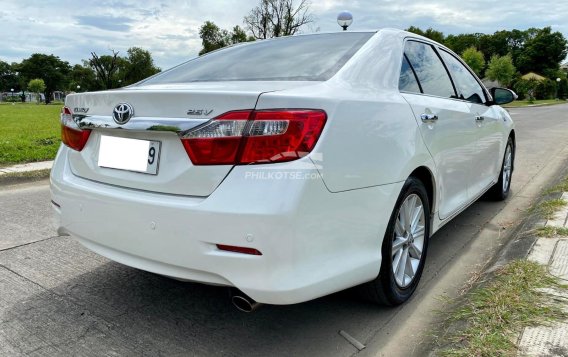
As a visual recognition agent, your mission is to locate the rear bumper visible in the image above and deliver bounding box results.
[51,146,402,304]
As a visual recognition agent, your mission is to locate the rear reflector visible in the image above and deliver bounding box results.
[60,107,91,151]
[181,109,326,165]
[216,244,262,256]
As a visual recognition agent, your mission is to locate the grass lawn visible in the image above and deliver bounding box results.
[503,99,568,108]
[0,103,61,167]
[438,260,568,356]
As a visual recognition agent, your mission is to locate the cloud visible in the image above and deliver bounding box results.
[76,15,134,32]
[0,0,567,70]
[157,34,198,41]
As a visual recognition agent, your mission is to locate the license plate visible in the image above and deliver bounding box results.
[98,135,161,175]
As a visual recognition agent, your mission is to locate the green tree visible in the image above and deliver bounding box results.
[244,0,314,39]
[18,54,70,104]
[231,25,255,43]
[405,26,425,36]
[88,50,124,90]
[448,30,525,64]
[444,33,481,55]
[199,22,254,55]
[0,60,20,92]
[408,26,568,79]
[511,78,533,100]
[492,29,527,66]
[123,47,161,85]
[199,21,231,55]
[461,47,485,76]
[405,26,444,43]
[68,63,98,92]
[27,78,46,104]
[423,28,445,43]
[516,27,568,74]
[534,78,556,99]
[486,55,516,86]
[478,32,509,61]
[86,48,160,89]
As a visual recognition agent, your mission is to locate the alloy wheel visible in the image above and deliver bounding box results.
[391,193,426,288]
[502,144,512,193]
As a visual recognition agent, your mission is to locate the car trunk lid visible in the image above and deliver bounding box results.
[64,81,315,197]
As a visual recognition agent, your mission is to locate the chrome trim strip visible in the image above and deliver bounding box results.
[74,115,209,134]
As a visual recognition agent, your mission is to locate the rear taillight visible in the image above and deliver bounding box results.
[61,107,91,151]
[182,110,251,165]
[240,110,326,164]
[181,109,326,165]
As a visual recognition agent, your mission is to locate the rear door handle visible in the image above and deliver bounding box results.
[475,115,485,121]
[420,113,438,123]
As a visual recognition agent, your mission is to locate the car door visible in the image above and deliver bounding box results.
[438,50,504,197]
[400,40,478,220]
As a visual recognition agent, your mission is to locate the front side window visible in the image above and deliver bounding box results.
[404,41,455,98]
[440,50,486,104]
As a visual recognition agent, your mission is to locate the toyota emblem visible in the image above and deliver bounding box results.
[112,103,134,125]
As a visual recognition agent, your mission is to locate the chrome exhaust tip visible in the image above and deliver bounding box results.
[230,291,262,313]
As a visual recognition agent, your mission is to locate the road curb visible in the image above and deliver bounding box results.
[0,161,53,185]
[0,161,53,175]
[0,169,51,186]
[503,101,568,109]
[485,168,568,280]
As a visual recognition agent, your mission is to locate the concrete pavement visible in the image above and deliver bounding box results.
[0,183,55,251]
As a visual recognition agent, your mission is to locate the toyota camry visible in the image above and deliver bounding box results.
[51,29,516,311]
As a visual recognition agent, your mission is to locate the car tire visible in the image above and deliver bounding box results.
[486,137,514,201]
[360,177,430,306]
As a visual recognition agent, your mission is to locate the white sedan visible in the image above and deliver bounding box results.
[51,28,515,311]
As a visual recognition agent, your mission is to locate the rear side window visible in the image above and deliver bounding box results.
[399,55,421,93]
[439,50,486,104]
[140,32,374,84]
[404,41,455,98]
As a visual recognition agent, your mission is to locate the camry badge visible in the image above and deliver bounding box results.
[113,103,134,125]
[74,107,89,114]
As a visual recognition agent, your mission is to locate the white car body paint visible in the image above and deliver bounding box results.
[51,29,514,304]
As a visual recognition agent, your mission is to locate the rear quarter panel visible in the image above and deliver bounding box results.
[255,29,436,193]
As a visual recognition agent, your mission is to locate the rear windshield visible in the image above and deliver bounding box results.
[140,32,374,84]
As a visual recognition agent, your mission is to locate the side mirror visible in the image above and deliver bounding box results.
[490,88,518,105]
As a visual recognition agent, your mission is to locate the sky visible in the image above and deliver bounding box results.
[1,0,567,70]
